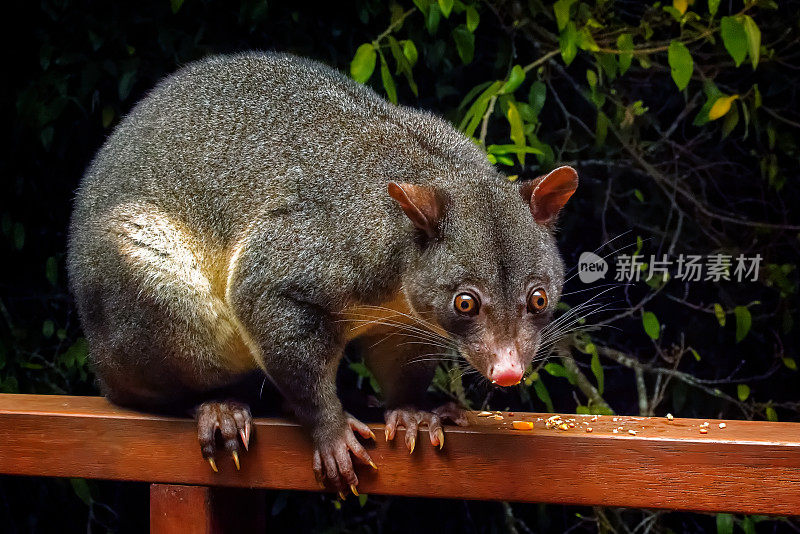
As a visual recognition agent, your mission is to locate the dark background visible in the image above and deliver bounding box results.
[1,0,798,532]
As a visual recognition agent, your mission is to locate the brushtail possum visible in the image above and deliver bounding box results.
[67,52,578,493]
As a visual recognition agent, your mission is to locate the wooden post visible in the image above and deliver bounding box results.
[150,484,265,534]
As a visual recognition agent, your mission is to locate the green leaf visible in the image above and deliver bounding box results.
[350,43,377,84]
[586,69,597,87]
[595,111,609,147]
[690,348,701,361]
[466,6,480,32]
[379,54,397,104]
[721,99,740,138]
[765,406,778,421]
[721,16,748,67]
[589,344,604,394]
[576,27,599,52]
[783,357,797,371]
[388,36,418,96]
[642,311,660,340]
[737,383,750,401]
[452,25,475,64]
[716,513,733,534]
[553,0,577,32]
[617,33,634,75]
[426,3,442,34]
[734,305,751,342]
[42,320,55,339]
[438,0,453,17]
[358,493,368,507]
[101,106,114,128]
[500,65,525,94]
[459,81,503,136]
[714,303,726,326]
[46,256,58,286]
[740,517,756,534]
[458,81,493,111]
[532,376,555,412]
[118,69,137,101]
[597,54,617,82]
[559,22,579,66]
[506,101,526,164]
[742,15,761,69]
[70,478,93,506]
[13,222,24,250]
[170,0,184,14]
[412,0,431,16]
[708,0,720,16]
[667,40,693,90]
[402,40,418,67]
[486,144,543,156]
[544,362,576,385]
[528,81,546,117]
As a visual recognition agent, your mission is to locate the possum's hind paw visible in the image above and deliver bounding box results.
[196,400,252,472]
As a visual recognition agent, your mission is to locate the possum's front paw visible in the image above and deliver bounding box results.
[384,402,469,453]
[196,400,252,472]
[312,414,377,498]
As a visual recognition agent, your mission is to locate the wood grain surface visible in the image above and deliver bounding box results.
[0,394,798,515]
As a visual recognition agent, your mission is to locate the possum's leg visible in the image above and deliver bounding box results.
[229,290,377,493]
[227,255,377,494]
[359,331,468,452]
[70,202,260,469]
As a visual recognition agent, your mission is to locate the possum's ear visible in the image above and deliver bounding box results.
[519,166,578,225]
[388,183,443,238]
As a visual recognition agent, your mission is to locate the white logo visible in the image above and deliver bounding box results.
[578,251,608,283]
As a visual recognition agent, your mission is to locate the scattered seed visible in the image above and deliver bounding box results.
[612,429,619,433]
[701,422,710,428]
[478,411,493,417]
[569,422,575,428]
[719,422,727,429]
[493,415,504,420]
[700,428,708,434]
[586,427,593,433]
[628,430,637,435]
[559,423,569,431]
[666,413,674,421]
[512,421,534,430]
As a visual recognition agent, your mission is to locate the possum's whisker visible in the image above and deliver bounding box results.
[337,314,448,344]
[539,305,623,347]
[337,309,448,340]
[397,341,457,350]
[563,235,653,285]
[356,304,445,336]
[560,283,622,297]
[562,230,632,279]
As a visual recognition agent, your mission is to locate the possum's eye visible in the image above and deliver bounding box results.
[454,293,480,316]
[527,288,548,313]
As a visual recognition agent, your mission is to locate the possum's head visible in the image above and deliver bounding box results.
[390,166,578,387]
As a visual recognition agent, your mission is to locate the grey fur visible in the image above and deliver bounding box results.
[68,52,570,445]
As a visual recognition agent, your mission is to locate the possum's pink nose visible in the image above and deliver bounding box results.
[489,359,523,387]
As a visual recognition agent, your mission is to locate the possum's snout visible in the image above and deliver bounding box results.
[487,345,524,386]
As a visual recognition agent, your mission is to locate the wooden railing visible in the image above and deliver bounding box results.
[0,394,797,532]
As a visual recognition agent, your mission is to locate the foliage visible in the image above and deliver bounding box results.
[2,0,799,532]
